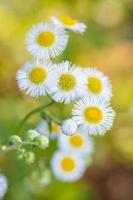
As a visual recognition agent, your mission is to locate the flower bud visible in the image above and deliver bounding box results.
[27,129,39,141]
[33,135,49,149]
[24,151,35,164]
[0,145,7,151]
[17,147,26,159]
[8,135,22,146]
[61,119,77,136]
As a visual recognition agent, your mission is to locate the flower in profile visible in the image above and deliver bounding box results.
[58,132,93,157]
[72,96,115,136]
[83,67,112,101]
[50,16,87,34]
[51,151,86,182]
[48,61,86,104]
[16,60,54,98]
[0,174,8,199]
[61,119,78,136]
[26,22,68,59]
[36,120,61,139]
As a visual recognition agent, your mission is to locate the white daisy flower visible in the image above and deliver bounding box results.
[0,174,8,200]
[72,96,115,136]
[83,67,112,101]
[26,22,69,59]
[16,60,54,98]
[51,151,86,182]
[48,61,86,104]
[50,16,87,34]
[61,119,77,136]
[58,132,93,157]
[36,120,61,139]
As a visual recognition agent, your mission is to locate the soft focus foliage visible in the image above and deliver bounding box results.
[0,0,133,199]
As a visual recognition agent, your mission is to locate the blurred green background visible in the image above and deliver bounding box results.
[0,0,133,199]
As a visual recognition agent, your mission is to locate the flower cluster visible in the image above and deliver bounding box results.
[34,119,93,182]
[16,15,115,137]
[0,133,49,165]
[15,16,116,182]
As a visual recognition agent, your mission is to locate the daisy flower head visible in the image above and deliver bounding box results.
[50,16,87,34]
[58,132,93,157]
[61,119,78,136]
[36,120,61,139]
[0,174,8,200]
[51,151,86,182]
[83,67,112,101]
[26,22,69,59]
[48,61,86,104]
[16,59,54,98]
[72,96,115,136]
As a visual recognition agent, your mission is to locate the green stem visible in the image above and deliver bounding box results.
[40,111,62,125]
[14,101,55,134]
[0,145,17,155]
[0,141,36,156]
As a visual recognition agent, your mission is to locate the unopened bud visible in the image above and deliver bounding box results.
[17,147,26,159]
[61,119,77,136]
[24,151,35,164]
[8,135,22,146]
[33,135,49,149]
[0,145,7,151]
[27,129,39,141]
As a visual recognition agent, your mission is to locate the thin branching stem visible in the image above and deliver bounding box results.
[13,100,55,134]
[0,141,36,156]
[41,111,62,125]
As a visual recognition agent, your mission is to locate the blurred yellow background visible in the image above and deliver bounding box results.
[0,0,133,200]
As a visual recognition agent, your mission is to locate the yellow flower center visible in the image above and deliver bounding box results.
[87,77,102,94]
[69,134,84,148]
[51,123,60,134]
[29,67,47,84]
[37,31,55,47]
[61,157,76,172]
[61,16,77,26]
[58,73,76,91]
[84,106,103,124]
